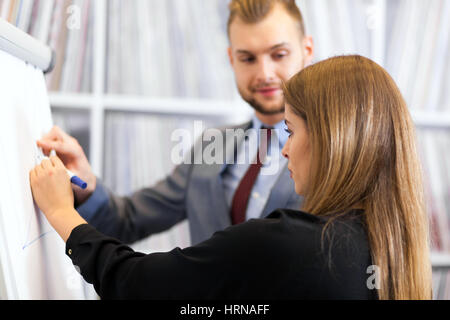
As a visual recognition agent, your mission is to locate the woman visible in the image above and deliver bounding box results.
[30,55,432,300]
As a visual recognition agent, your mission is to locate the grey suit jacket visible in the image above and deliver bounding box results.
[77,121,303,245]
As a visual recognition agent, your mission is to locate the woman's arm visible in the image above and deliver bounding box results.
[28,156,245,298]
[29,155,87,242]
[29,155,280,299]
[64,219,268,299]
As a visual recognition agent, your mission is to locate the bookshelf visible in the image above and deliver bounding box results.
[48,0,250,177]
[46,0,450,173]
[4,0,450,273]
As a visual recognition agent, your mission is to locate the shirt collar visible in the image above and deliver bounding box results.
[251,115,288,147]
[219,116,288,174]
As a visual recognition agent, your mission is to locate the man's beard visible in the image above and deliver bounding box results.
[239,87,285,115]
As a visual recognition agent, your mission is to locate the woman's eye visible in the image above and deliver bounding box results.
[284,128,293,137]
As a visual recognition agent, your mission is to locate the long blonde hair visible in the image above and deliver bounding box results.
[283,55,432,300]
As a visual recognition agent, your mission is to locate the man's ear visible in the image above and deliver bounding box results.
[302,36,314,67]
[228,46,234,67]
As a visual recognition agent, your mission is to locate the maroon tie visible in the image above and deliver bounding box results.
[230,127,272,225]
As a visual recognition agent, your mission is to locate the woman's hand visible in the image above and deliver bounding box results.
[37,126,97,206]
[30,155,87,242]
[30,156,74,218]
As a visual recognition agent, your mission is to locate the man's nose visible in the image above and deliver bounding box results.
[255,57,276,83]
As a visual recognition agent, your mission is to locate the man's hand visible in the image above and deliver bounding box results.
[30,156,87,242]
[37,126,96,205]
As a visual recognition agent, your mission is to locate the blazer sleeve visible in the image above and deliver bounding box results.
[66,222,266,300]
[76,161,193,244]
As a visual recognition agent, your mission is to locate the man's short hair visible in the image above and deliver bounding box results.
[227,0,306,39]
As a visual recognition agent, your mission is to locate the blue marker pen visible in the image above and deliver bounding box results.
[66,169,88,189]
[37,147,88,189]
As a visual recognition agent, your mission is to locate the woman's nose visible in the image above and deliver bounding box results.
[281,143,289,159]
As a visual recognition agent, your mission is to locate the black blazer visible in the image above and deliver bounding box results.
[66,209,377,300]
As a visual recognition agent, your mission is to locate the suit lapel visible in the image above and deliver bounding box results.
[208,121,252,228]
[209,168,230,227]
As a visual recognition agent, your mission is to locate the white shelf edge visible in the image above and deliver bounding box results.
[49,92,94,109]
[411,110,450,128]
[431,252,450,268]
[103,94,251,117]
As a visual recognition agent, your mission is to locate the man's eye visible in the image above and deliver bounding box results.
[274,52,288,60]
[240,56,255,63]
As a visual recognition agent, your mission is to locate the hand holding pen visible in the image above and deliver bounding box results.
[29,154,88,242]
[36,148,87,189]
[36,126,96,204]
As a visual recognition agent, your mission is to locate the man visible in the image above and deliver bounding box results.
[38,0,314,245]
